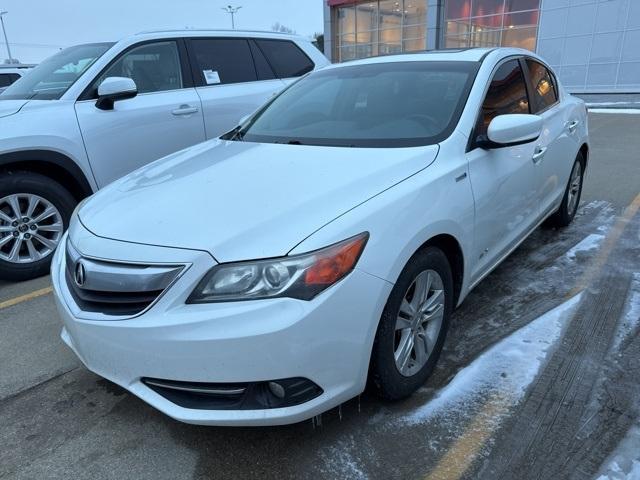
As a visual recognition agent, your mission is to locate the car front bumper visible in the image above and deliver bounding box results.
[51,230,392,426]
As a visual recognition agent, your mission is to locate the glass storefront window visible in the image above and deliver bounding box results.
[403,1,428,26]
[444,0,540,51]
[334,0,428,62]
[357,3,378,32]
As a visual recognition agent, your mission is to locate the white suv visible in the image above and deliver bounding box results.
[0,64,33,94]
[0,30,328,280]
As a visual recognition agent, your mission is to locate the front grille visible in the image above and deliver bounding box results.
[64,240,184,319]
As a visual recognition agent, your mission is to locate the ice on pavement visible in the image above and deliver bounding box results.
[404,293,583,425]
[565,233,605,260]
[612,273,640,350]
[595,424,640,480]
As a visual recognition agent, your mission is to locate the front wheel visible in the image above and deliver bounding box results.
[369,247,453,400]
[0,171,76,281]
[547,152,585,228]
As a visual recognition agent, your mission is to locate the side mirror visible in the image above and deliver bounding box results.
[96,77,138,111]
[479,114,543,149]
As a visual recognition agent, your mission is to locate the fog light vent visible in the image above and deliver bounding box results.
[142,377,322,410]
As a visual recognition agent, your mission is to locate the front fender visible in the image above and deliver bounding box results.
[289,158,475,300]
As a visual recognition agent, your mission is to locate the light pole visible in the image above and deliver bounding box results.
[221,5,241,29]
[0,11,13,63]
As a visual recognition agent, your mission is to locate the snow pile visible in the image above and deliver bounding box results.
[403,294,582,425]
[565,233,605,260]
[595,425,640,480]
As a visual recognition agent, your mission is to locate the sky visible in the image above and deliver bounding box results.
[0,0,325,64]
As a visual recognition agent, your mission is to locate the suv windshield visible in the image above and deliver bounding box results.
[1,43,114,101]
[237,61,479,148]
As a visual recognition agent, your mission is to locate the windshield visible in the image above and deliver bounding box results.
[237,61,479,148]
[0,43,114,101]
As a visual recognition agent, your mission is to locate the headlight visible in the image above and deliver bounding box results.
[187,232,369,303]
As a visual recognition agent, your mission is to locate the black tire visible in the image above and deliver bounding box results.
[369,246,453,400]
[0,171,77,281]
[546,152,585,228]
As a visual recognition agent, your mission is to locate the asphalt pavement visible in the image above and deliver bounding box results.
[1,112,639,480]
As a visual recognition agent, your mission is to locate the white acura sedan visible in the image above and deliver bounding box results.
[52,48,589,426]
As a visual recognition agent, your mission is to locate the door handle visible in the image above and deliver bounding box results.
[532,146,547,164]
[566,120,579,134]
[172,105,199,116]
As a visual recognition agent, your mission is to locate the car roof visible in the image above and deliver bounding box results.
[0,64,35,70]
[325,47,536,69]
[134,29,309,42]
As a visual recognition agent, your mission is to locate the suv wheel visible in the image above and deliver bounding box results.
[0,171,76,281]
[369,247,453,400]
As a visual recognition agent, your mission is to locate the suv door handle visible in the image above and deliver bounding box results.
[532,146,547,164]
[566,120,579,134]
[172,105,199,116]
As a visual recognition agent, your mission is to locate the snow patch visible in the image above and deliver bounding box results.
[566,233,605,260]
[319,445,368,480]
[403,294,582,425]
[595,425,640,480]
[589,109,640,114]
[612,273,640,350]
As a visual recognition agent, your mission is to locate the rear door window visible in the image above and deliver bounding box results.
[254,40,314,78]
[0,74,12,87]
[189,38,257,86]
[249,40,276,80]
[475,58,530,141]
[525,59,558,113]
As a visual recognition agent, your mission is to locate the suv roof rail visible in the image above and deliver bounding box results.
[0,63,36,69]
[135,28,305,39]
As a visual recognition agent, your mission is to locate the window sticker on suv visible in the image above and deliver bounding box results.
[203,70,221,85]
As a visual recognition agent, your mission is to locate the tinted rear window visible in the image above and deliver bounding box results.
[0,74,14,87]
[190,38,257,85]
[249,41,276,80]
[255,40,314,78]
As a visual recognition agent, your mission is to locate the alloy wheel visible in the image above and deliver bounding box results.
[567,161,582,215]
[0,193,64,264]
[394,269,445,377]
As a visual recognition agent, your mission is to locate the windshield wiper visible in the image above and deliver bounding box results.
[223,125,245,141]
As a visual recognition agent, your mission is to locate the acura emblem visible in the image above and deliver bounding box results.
[74,261,86,287]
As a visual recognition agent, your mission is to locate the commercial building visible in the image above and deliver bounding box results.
[323,0,640,92]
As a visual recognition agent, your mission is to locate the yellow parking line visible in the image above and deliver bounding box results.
[0,286,53,310]
[424,396,505,480]
[424,192,640,480]
[567,192,640,298]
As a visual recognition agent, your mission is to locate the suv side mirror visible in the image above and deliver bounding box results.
[478,114,542,149]
[96,77,138,111]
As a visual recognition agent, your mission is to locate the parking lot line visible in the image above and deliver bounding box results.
[567,191,640,298]
[0,286,52,310]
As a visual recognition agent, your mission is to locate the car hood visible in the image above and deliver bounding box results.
[0,99,28,118]
[80,140,439,262]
